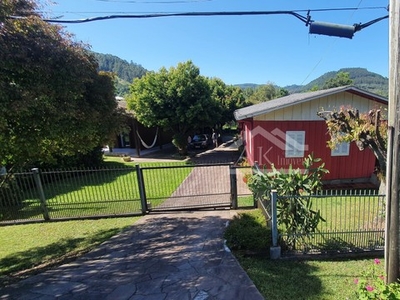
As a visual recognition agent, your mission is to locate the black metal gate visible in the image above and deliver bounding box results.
[141,164,234,212]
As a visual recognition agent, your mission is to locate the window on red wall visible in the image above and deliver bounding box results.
[331,142,350,156]
[285,131,305,158]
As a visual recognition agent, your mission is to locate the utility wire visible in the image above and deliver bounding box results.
[13,8,389,26]
[24,11,310,24]
[300,0,364,85]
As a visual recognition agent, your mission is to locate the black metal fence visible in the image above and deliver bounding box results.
[0,164,386,255]
[0,164,253,225]
[264,190,385,254]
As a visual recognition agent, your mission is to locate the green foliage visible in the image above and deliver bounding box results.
[208,77,247,126]
[245,83,286,104]
[318,107,387,178]
[322,71,353,89]
[248,154,329,249]
[93,52,147,83]
[0,175,23,207]
[224,210,271,251]
[354,258,400,299]
[0,1,124,168]
[92,52,148,96]
[127,61,222,150]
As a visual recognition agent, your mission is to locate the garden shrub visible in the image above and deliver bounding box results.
[247,154,328,250]
[354,258,400,299]
[224,210,272,252]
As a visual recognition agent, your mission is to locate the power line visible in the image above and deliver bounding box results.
[29,11,310,24]
[43,6,388,16]
[300,3,364,85]
[20,6,388,25]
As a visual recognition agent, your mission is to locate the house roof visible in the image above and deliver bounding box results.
[233,85,388,121]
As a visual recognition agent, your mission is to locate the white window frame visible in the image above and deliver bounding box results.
[285,131,305,158]
[331,142,350,156]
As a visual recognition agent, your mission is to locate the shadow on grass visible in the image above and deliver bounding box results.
[235,255,322,300]
[0,227,122,286]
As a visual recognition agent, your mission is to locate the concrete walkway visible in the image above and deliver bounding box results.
[1,210,264,300]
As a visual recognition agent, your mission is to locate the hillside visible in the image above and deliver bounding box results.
[92,52,148,96]
[92,51,388,98]
[284,68,388,97]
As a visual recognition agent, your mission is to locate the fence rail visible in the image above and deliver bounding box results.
[0,163,252,224]
[269,190,385,254]
[0,165,385,256]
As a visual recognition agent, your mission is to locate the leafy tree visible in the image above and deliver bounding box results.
[317,107,387,179]
[248,154,329,249]
[246,83,286,104]
[207,78,247,127]
[322,71,353,89]
[0,0,123,168]
[127,61,220,153]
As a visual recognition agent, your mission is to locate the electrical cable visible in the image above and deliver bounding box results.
[18,10,310,24]
[42,6,388,16]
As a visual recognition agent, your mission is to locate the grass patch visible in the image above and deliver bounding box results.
[1,158,193,221]
[0,216,140,285]
[237,195,255,208]
[235,255,376,300]
[225,209,383,299]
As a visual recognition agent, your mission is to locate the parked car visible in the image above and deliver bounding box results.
[189,134,212,149]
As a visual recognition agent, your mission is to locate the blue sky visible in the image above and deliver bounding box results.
[39,0,389,87]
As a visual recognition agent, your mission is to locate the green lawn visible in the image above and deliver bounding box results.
[226,209,384,300]
[0,216,139,286]
[238,195,256,207]
[236,254,378,300]
[1,158,193,221]
[0,204,385,299]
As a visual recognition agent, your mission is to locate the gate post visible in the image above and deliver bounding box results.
[270,190,281,259]
[136,164,148,214]
[229,164,238,209]
[32,168,50,221]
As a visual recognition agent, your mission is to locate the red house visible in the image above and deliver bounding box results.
[234,86,387,185]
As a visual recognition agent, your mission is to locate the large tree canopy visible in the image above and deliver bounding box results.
[127,61,221,152]
[207,77,247,127]
[0,0,123,168]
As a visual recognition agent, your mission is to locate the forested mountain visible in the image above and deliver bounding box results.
[284,68,388,97]
[92,52,148,96]
[92,51,388,98]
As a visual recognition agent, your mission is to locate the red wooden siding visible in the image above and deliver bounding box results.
[247,120,376,181]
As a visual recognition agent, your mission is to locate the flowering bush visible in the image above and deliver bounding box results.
[354,258,400,299]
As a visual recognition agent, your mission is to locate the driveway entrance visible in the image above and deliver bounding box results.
[151,164,232,211]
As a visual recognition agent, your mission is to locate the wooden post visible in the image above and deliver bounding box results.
[386,0,400,283]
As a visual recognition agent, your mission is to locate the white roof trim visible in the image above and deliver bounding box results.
[234,86,387,121]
